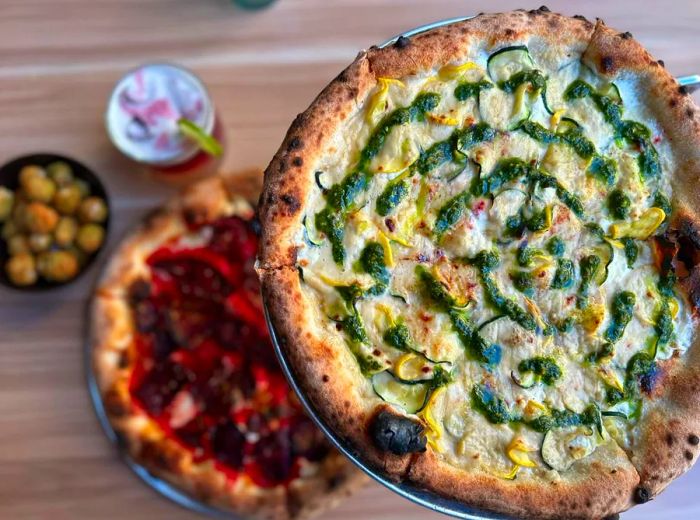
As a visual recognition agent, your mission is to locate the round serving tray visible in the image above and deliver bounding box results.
[264,15,700,520]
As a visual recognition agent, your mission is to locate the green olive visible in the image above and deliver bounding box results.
[0,187,14,222]
[22,176,57,203]
[78,196,108,223]
[66,246,88,267]
[46,161,74,186]
[54,217,78,247]
[75,179,91,198]
[28,233,52,253]
[2,220,18,240]
[5,252,38,286]
[24,202,59,234]
[37,250,79,282]
[11,199,29,231]
[53,185,83,215]
[76,223,105,253]
[7,234,30,255]
[18,165,46,187]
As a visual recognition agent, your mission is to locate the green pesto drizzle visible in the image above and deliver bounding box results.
[518,120,595,159]
[416,265,502,365]
[499,70,546,94]
[375,123,496,216]
[316,92,440,263]
[551,258,574,290]
[622,238,639,268]
[472,383,602,433]
[607,189,631,220]
[469,250,537,331]
[434,192,470,238]
[383,323,412,351]
[454,80,493,101]
[517,356,562,386]
[564,79,661,181]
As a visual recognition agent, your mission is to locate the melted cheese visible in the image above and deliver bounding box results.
[295,42,695,480]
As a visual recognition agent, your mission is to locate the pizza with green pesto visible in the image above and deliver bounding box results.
[258,9,700,519]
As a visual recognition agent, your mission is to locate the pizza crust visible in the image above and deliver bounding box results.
[91,170,366,520]
[258,8,700,519]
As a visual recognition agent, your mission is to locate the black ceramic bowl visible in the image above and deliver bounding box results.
[0,153,110,291]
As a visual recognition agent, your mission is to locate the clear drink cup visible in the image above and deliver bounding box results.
[105,63,224,177]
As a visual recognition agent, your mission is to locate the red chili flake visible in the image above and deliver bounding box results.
[419,312,433,322]
[653,135,662,144]
[472,199,487,215]
[384,218,396,232]
[566,295,576,305]
[421,366,432,373]
[372,349,382,356]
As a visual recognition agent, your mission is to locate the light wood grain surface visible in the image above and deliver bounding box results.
[0,1,699,519]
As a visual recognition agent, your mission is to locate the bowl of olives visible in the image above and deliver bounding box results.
[0,154,110,290]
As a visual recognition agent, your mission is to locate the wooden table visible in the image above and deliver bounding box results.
[1,1,699,519]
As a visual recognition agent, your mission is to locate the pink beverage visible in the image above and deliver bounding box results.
[105,63,223,176]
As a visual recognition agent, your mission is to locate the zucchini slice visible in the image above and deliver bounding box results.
[541,426,597,472]
[315,170,329,191]
[487,46,534,84]
[599,82,622,104]
[372,371,429,414]
[394,352,435,382]
[303,215,323,247]
[593,241,614,285]
[511,370,536,389]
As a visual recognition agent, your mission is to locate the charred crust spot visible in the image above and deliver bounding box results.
[103,389,129,417]
[369,408,426,455]
[689,434,700,445]
[182,207,205,227]
[603,515,620,520]
[322,374,330,382]
[601,56,614,74]
[658,59,666,67]
[679,85,689,95]
[504,28,515,37]
[117,351,130,369]
[666,433,676,446]
[687,108,695,119]
[287,136,303,151]
[128,278,151,305]
[670,99,678,108]
[619,31,633,39]
[336,69,349,83]
[277,157,288,173]
[292,156,303,167]
[573,14,588,21]
[633,486,651,504]
[685,450,694,461]
[394,36,410,49]
[538,5,551,12]
[280,193,301,214]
